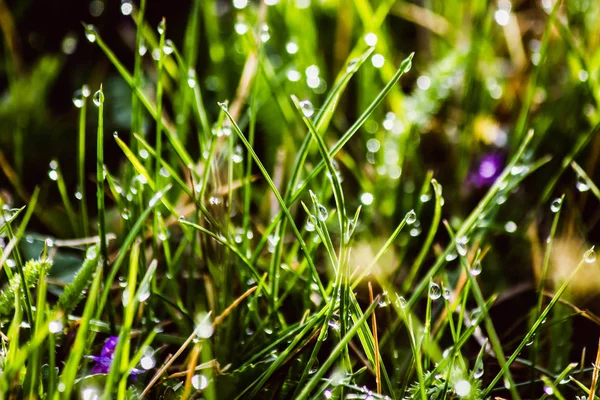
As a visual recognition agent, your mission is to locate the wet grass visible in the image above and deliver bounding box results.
[1,0,600,398]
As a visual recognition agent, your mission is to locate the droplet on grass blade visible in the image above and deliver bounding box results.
[259,23,270,42]
[576,175,590,192]
[470,261,482,276]
[93,90,104,106]
[406,209,417,225]
[550,198,562,213]
[84,24,99,43]
[299,100,314,117]
[317,204,328,221]
[429,282,441,300]
[191,374,208,390]
[584,247,596,263]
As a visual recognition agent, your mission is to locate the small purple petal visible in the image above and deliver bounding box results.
[90,363,111,375]
[85,355,113,366]
[101,336,119,358]
[468,153,504,188]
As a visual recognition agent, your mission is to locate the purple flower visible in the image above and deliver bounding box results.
[468,153,504,188]
[86,336,143,377]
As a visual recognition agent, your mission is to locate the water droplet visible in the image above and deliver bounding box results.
[429,282,441,300]
[191,374,208,390]
[72,90,86,108]
[346,58,359,72]
[259,23,270,42]
[84,24,99,43]
[163,40,174,55]
[309,359,319,374]
[178,216,185,222]
[86,246,98,260]
[186,69,197,88]
[469,308,482,323]
[456,238,468,256]
[454,379,471,397]
[420,193,431,203]
[442,287,451,300]
[473,365,484,379]
[209,196,221,205]
[395,295,407,309]
[232,145,243,163]
[584,247,596,263]
[157,19,166,35]
[305,217,315,232]
[48,169,59,181]
[406,209,417,225]
[120,1,133,15]
[217,101,228,111]
[299,100,314,117]
[140,355,155,370]
[550,198,562,213]
[446,251,458,262]
[364,32,377,46]
[470,260,482,276]
[286,40,298,54]
[49,319,64,334]
[195,313,214,339]
[576,175,590,192]
[504,221,517,233]
[543,385,553,395]
[360,192,374,205]
[378,292,390,307]
[137,283,151,303]
[317,204,328,221]
[93,89,104,107]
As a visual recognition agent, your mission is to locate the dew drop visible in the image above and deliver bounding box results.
[308,359,319,374]
[584,246,596,263]
[550,197,562,213]
[259,23,270,42]
[72,89,86,108]
[49,319,64,334]
[442,287,451,300]
[187,69,197,88]
[576,175,590,192]
[140,355,155,370]
[395,295,407,309]
[346,58,359,72]
[470,260,482,276]
[191,374,208,390]
[93,89,104,107]
[317,204,328,221]
[195,313,214,339]
[504,221,517,233]
[406,209,417,225]
[429,282,441,300]
[84,24,99,43]
[232,145,244,163]
[48,169,59,181]
[157,19,166,35]
[454,379,471,397]
[473,365,484,379]
[378,292,390,307]
[299,100,314,118]
[445,251,458,262]
[305,218,315,232]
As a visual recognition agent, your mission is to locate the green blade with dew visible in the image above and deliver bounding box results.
[482,247,597,396]
[221,105,328,299]
[296,295,381,400]
[85,25,194,167]
[95,186,171,322]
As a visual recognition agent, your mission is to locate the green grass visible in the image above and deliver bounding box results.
[1,0,600,398]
